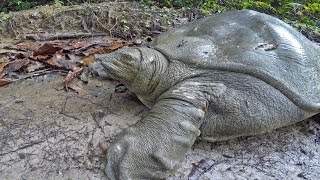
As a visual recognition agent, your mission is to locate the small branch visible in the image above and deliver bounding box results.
[0,140,45,157]
[25,32,106,41]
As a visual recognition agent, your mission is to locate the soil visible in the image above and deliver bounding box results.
[1,1,320,180]
[1,73,320,180]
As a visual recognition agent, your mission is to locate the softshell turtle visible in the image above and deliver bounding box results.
[92,10,320,179]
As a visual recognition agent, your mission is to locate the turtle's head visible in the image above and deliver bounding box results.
[95,48,141,84]
[94,47,168,96]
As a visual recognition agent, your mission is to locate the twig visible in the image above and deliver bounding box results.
[5,69,69,84]
[25,32,106,41]
[0,140,45,156]
[84,3,115,35]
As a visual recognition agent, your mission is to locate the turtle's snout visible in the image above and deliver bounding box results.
[93,54,103,62]
[94,49,141,84]
[94,53,116,63]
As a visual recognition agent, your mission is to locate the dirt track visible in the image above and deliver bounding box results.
[1,74,320,179]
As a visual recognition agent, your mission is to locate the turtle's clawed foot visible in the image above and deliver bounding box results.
[105,127,175,180]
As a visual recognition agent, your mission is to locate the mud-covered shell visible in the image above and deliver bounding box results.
[150,10,320,112]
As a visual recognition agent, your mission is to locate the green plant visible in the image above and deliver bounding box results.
[0,13,11,22]
[140,0,319,40]
[53,0,63,5]
[0,0,96,12]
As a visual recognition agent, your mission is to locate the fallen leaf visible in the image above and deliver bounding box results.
[54,54,79,70]
[0,58,10,76]
[33,43,62,56]
[33,54,70,69]
[5,59,30,72]
[197,159,215,171]
[27,61,46,72]
[15,53,29,59]
[64,67,84,85]
[33,55,51,61]
[0,73,5,79]
[0,79,12,86]
[80,55,96,66]
[71,41,91,49]
[84,41,123,55]
[188,158,215,179]
[64,41,99,53]
[50,53,66,67]
[16,42,38,51]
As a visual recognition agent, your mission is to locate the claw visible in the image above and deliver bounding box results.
[151,150,179,171]
[179,121,201,136]
[105,138,131,180]
[172,135,193,148]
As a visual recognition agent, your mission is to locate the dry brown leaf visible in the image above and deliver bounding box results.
[33,43,62,56]
[16,42,38,51]
[33,55,51,61]
[0,58,10,74]
[80,56,96,66]
[32,54,64,68]
[5,59,30,72]
[85,41,124,55]
[0,72,5,79]
[0,79,12,86]
[15,53,29,59]
[64,67,84,85]
[72,41,91,49]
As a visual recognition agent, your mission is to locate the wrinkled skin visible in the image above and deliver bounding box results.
[91,10,320,179]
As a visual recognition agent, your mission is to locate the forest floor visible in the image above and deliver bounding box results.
[0,1,320,180]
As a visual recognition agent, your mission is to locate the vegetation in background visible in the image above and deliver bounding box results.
[142,0,320,39]
[0,0,105,12]
[0,0,319,40]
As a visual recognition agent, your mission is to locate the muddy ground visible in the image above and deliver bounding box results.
[1,74,320,180]
[1,1,320,180]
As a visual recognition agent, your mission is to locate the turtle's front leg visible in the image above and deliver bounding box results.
[106,97,207,179]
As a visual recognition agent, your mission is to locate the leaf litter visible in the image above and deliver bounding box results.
[0,36,130,94]
[188,158,215,180]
